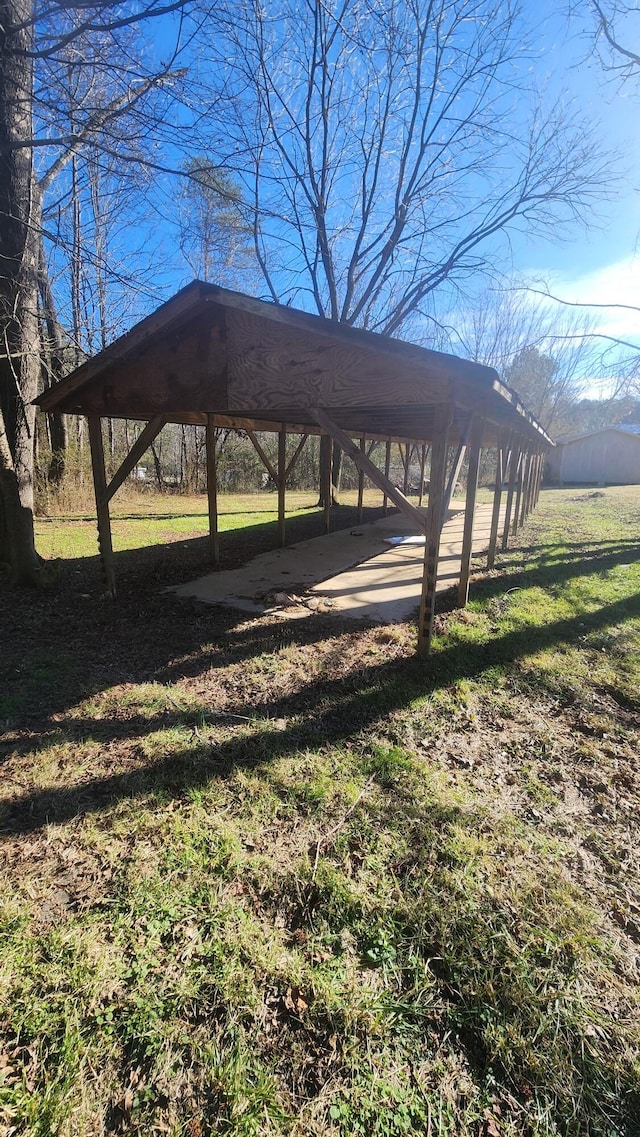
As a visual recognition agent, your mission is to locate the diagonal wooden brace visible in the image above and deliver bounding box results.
[104,415,166,503]
[310,408,428,534]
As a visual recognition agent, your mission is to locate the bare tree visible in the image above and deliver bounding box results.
[514,1,640,400]
[207,0,611,337]
[197,0,612,498]
[0,0,191,583]
[589,1,640,77]
[448,285,601,433]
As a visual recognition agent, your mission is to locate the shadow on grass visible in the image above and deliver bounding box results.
[3,518,640,1136]
[495,537,640,573]
[3,584,639,836]
[40,507,320,523]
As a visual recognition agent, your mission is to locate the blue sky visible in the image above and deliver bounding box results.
[154,3,640,346]
[42,1,640,388]
[504,5,640,359]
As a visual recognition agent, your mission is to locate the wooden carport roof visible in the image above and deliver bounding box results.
[36,281,553,652]
[37,280,552,449]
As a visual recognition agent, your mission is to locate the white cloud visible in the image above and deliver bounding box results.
[541,257,640,344]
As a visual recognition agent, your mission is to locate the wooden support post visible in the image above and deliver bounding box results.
[535,452,544,507]
[357,434,365,523]
[383,440,391,513]
[443,415,472,515]
[88,416,116,598]
[311,409,428,533]
[523,451,536,520]
[502,439,521,550]
[514,450,527,534]
[487,441,504,570]
[522,452,534,523]
[533,453,540,507]
[534,452,541,506]
[418,406,451,655]
[402,443,411,495]
[321,433,332,533]
[418,444,427,507]
[526,451,535,519]
[517,451,528,528]
[457,416,484,609]
[443,443,463,513]
[278,425,286,547]
[205,414,220,566]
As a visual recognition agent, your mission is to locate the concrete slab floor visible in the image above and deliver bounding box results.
[171,501,505,624]
[310,502,505,623]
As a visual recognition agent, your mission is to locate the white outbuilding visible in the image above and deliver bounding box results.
[546,423,640,485]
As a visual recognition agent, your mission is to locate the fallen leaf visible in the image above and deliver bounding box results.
[481,1109,500,1137]
[283,986,309,1015]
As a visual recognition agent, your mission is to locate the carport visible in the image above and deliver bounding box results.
[35,281,552,653]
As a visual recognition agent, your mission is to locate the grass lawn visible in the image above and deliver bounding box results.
[1,485,639,1136]
[34,491,324,560]
[32,488,388,597]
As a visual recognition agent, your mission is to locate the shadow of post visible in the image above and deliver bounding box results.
[3,585,638,836]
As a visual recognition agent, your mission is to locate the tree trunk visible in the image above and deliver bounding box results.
[0,408,40,583]
[38,234,68,482]
[318,440,342,507]
[0,0,43,584]
[151,442,164,491]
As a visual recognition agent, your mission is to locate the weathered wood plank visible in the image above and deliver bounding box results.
[52,309,229,419]
[457,415,484,608]
[88,417,116,598]
[37,281,210,411]
[37,282,553,457]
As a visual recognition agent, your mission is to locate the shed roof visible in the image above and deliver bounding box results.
[554,424,640,445]
[36,281,553,449]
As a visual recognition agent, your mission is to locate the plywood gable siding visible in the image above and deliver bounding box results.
[225,308,451,410]
[52,308,229,418]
